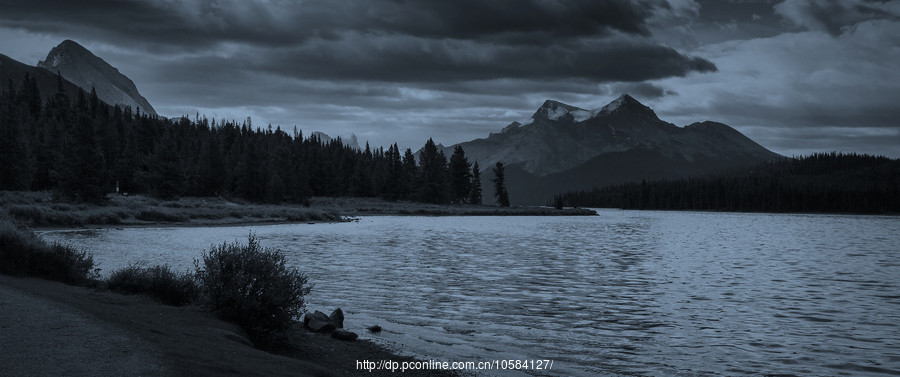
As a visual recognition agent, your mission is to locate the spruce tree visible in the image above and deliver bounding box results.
[145,130,184,199]
[417,138,450,204]
[401,148,418,200]
[0,81,36,190]
[382,143,404,200]
[57,90,107,201]
[492,162,510,207]
[448,145,472,204]
[469,161,482,205]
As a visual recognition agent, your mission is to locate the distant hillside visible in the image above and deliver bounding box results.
[37,40,156,116]
[447,94,780,204]
[311,131,361,150]
[558,153,900,214]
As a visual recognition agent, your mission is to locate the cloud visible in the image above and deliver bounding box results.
[774,0,900,36]
[244,34,716,83]
[662,0,702,19]
[368,0,663,41]
[0,0,666,48]
[652,17,900,157]
[0,0,716,83]
[605,82,677,99]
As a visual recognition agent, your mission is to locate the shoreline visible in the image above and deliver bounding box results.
[0,190,591,376]
[30,218,346,232]
[2,191,596,229]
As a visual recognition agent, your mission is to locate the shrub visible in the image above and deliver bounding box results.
[85,212,123,225]
[0,218,95,284]
[6,204,46,225]
[106,264,198,306]
[195,234,312,335]
[135,209,189,222]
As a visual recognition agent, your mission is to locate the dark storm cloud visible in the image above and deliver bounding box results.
[0,0,715,83]
[365,0,660,41]
[250,36,716,82]
[0,0,664,48]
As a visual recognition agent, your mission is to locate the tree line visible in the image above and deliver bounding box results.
[556,153,900,214]
[0,73,512,205]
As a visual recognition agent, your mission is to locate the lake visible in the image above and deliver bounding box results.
[39,210,900,376]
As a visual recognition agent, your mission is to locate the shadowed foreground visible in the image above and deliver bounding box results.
[0,275,457,377]
[0,280,169,376]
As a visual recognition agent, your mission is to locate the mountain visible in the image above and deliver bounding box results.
[0,53,85,100]
[37,40,156,116]
[311,131,361,150]
[447,94,780,204]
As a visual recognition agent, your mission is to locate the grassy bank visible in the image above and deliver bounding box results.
[311,196,597,217]
[0,191,343,227]
[1,190,595,228]
[0,211,97,285]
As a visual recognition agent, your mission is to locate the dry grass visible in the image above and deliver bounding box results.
[0,191,342,227]
[0,210,96,284]
[0,191,594,228]
[106,264,198,306]
[309,196,597,216]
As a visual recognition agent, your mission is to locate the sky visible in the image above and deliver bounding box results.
[1,0,898,157]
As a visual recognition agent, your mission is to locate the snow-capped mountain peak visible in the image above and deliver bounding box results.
[592,93,642,115]
[531,99,591,123]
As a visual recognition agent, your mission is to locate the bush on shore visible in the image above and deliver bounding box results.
[1,208,315,345]
[0,215,96,284]
[195,234,312,337]
[106,264,198,306]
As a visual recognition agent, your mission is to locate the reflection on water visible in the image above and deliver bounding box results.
[41,211,900,376]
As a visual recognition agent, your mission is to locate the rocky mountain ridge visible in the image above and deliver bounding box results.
[446,94,781,204]
[37,40,156,116]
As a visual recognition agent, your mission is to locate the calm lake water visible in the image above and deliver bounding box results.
[40,210,900,376]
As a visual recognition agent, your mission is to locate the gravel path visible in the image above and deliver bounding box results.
[0,282,171,377]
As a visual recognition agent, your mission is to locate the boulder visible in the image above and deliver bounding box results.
[304,310,335,333]
[330,308,345,329]
[331,329,358,341]
[367,325,382,333]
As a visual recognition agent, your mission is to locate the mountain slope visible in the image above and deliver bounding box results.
[37,40,156,115]
[449,94,684,177]
[450,94,781,204]
[0,53,85,100]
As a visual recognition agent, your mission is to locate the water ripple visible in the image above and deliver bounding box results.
[39,211,900,376]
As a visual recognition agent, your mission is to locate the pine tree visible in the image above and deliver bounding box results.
[144,130,184,199]
[0,80,36,190]
[401,148,418,200]
[417,138,450,204]
[351,142,374,197]
[196,134,226,196]
[381,143,404,200]
[492,162,510,207]
[469,161,483,205]
[57,90,108,201]
[448,145,472,204]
